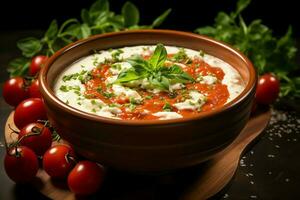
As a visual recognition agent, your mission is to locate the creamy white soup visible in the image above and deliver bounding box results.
[54,44,245,120]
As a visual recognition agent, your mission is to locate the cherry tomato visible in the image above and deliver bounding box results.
[29,79,42,98]
[68,161,105,195]
[29,55,48,76]
[2,77,29,106]
[256,74,280,105]
[14,98,47,129]
[4,146,39,183]
[43,145,76,179]
[18,122,52,156]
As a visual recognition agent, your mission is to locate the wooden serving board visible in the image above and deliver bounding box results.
[4,109,271,200]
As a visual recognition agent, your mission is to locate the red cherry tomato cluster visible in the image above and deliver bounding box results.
[2,55,105,195]
[2,55,47,107]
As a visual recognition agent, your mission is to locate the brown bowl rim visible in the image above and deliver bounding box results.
[39,29,256,126]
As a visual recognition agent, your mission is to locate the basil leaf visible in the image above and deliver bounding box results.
[148,76,169,90]
[90,0,109,14]
[162,65,194,83]
[127,55,152,73]
[122,2,140,27]
[235,0,251,16]
[149,43,167,70]
[7,57,30,77]
[80,24,91,39]
[45,20,58,40]
[195,26,216,35]
[17,37,42,58]
[115,69,146,83]
[152,8,172,28]
[61,24,82,40]
[81,9,92,25]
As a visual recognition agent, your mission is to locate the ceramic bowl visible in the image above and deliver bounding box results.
[39,30,256,172]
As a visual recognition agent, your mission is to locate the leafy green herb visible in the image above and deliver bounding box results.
[102,91,114,98]
[7,57,30,77]
[195,0,299,97]
[63,70,86,81]
[62,70,92,84]
[17,37,42,57]
[111,49,124,62]
[59,85,69,92]
[170,48,192,64]
[59,85,81,94]
[96,86,114,98]
[122,2,140,27]
[145,95,153,100]
[129,97,142,105]
[163,102,172,111]
[79,71,93,84]
[115,44,194,91]
[91,99,96,105]
[7,0,171,77]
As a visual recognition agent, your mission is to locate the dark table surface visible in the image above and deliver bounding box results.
[0,31,299,200]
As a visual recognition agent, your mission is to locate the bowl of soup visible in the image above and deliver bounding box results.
[39,30,256,172]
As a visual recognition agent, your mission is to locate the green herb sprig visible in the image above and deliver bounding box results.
[7,0,171,77]
[195,0,300,98]
[115,44,194,91]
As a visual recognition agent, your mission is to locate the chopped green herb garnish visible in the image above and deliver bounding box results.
[128,103,136,111]
[59,85,69,92]
[199,50,205,57]
[170,48,192,64]
[92,56,99,67]
[84,94,96,99]
[74,90,81,96]
[91,99,96,105]
[163,102,172,111]
[188,101,196,106]
[63,70,88,82]
[103,92,114,98]
[129,97,142,105]
[145,95,153,100]
[111,49,124,62]
[96,87,102,93]
[79,71,93,84]
[168,91,178,98]
[111,63,122,71]
[109,103,118,107]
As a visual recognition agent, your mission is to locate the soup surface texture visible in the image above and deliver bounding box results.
[54,44,245,120]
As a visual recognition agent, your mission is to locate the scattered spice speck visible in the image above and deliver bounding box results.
[285,178,290,182]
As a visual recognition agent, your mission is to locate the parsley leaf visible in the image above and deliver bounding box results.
[195,0,299,98]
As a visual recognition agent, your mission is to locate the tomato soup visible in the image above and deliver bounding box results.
[54,44,245,120]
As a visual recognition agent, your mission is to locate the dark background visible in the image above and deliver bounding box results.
[1,1,300,199]
[0,0,299,37]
